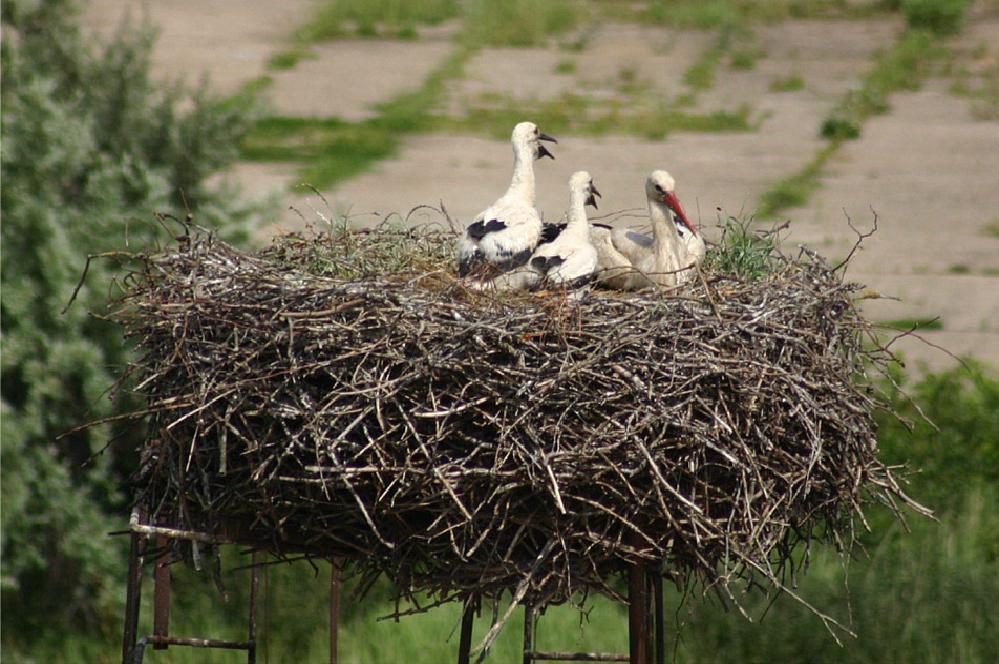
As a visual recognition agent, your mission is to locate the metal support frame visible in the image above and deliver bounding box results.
[120,508,262,664]
[520,563,667,664]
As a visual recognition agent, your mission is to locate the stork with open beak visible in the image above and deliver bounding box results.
[457,122,557,284]
[527,171,601,293]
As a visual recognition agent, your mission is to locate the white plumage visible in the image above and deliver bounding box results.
[592,170,702,290]
[458,122,557,283]
[528,171,600,291]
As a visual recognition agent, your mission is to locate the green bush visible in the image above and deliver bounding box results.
[876,361,999,505]
[1,0,263,648]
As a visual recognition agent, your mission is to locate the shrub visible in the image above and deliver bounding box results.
[1,0,262,643]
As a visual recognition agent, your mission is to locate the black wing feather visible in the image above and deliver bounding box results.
[539,222,567,245]
[467,218,508,241]
[530,255,565,276]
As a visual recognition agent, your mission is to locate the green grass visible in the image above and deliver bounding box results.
[902,0,970,35]
[948,264,971,274]
[728,45,765,70]
[822,29,947,140]
[267,47,311,70]
[880,317,945,331]
[757,142,839,217]
[241,48,470,189]
[297,0,460,42]
[983,220,999,238]
[645,0,800,28]
[438,92,752,140]
[769,73,805,92]
[683,45,724,92]
[704,214,779,278]
[462,0,585,47]
[554,58,577,75]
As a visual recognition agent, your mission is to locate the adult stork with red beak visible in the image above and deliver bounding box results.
[457,122,557,285]
[592,170,702,290]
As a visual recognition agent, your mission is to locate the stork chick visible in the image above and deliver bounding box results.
[528,172,601,292]
[458,122,557,283]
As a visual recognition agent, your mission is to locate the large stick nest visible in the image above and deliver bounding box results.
[114,215,917,616]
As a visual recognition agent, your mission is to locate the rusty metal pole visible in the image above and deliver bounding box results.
[330,560,341,664]
[152,535,171,650]
[121,529,144,664]
[457,596,476,664]
[652,575,664,664]
[628,561,649,664]
[248,551,261,664]
[522,604,535,664]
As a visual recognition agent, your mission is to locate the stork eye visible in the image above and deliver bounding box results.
[654,184,663,192]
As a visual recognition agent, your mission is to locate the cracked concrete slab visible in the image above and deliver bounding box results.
[80,0,318,95]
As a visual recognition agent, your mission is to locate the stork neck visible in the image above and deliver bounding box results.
[505,142,536,203]
[565,188,591,233]
[649,199,682,268]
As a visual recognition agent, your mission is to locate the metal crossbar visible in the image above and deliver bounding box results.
[120,508,261,664]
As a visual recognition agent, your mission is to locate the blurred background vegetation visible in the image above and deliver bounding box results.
[2,0,995,662]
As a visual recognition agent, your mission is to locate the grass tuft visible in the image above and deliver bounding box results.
[769,73,805,92]
[704,214,780,279]
[554,59,577,75]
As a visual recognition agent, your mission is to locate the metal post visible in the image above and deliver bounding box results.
[248,551,261,664]
[457,596,476,664]
[122,529,144,664]
[330,560,341,664]
[152,535,171,650]
[652,575,664,664]
[628,562,650,664]
[523,604,535,664]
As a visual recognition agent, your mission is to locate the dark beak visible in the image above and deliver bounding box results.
[538,133,557,144]
[586,184,601,209]
[537,144,555,160]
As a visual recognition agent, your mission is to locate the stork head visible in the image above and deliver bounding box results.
[570,171,601,209]
[645,170,696,236]
[512,121,557,161]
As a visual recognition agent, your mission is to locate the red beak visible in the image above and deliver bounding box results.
[663,191,697,236]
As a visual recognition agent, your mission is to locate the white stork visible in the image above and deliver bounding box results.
[527,171,600,292]
[457,122,557,283]
[592,170,701,290]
